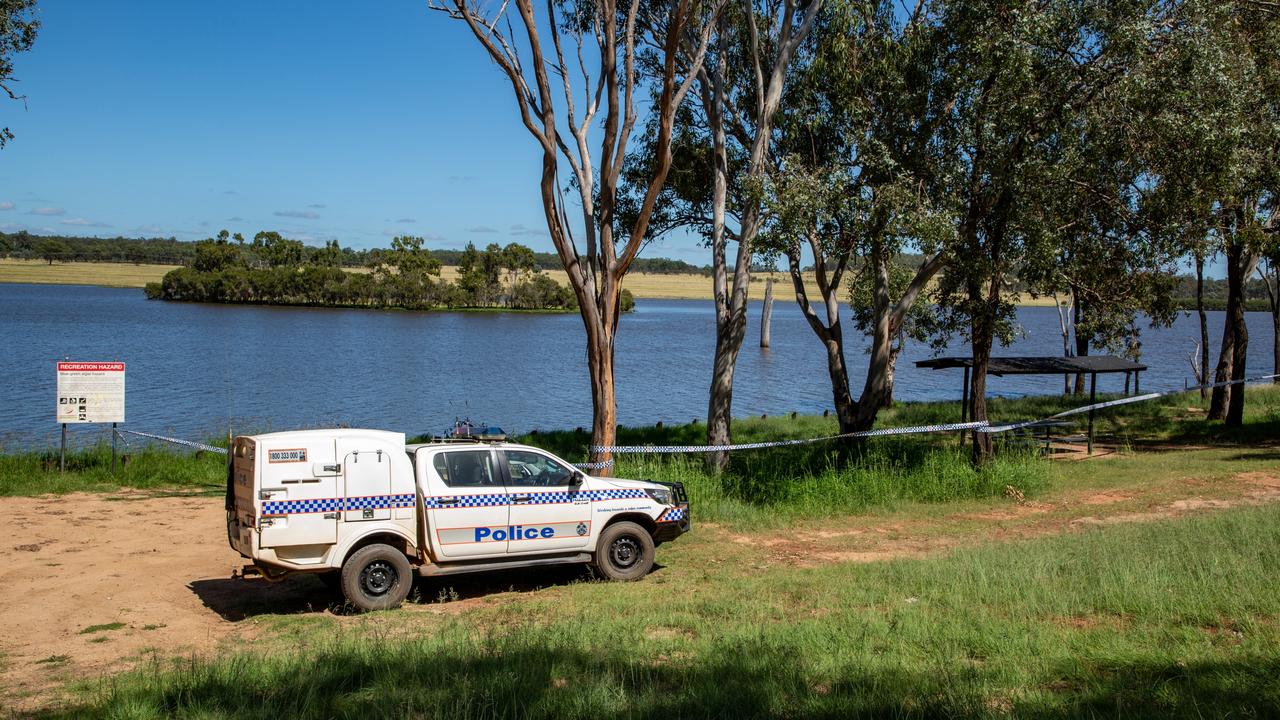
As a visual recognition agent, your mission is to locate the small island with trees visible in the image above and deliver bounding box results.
[142,230,633,313]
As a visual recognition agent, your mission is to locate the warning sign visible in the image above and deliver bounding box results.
[56,362,125,424]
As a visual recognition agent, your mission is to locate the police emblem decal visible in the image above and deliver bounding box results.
[576,522,588,536]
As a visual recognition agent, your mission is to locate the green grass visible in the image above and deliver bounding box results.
[8,385,1279,528]
[45,504,1280,719]
[78,623,126,636]
[0,442,225,496]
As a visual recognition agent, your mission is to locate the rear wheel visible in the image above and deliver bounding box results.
[593,521,655,581]
[341,544,412,612]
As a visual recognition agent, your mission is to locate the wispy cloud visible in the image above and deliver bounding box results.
[396,217,417,224]
[227,216,245,222]
[509,223,547,238]
[29,207,66,216]
[222,190,238,195]
[274,210,320,220]
[0,201,14,211]
[134,224,165,234]
[448,175,476,182]
[308,203,326,209]
[61,217,113,228]
[467,225,499,234]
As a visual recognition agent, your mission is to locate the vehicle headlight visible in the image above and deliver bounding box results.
[646,487,672,505]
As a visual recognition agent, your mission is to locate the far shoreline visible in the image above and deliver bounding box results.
[0,258,1065,307]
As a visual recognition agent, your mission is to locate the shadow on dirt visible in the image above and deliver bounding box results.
[189,562,662,620]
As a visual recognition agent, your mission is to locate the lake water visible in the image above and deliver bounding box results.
[1,282,1274,449]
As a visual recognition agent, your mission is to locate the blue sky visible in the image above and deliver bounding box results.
[0,1,706,262]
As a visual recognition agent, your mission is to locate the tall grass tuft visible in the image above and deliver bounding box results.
[0,442,224,496]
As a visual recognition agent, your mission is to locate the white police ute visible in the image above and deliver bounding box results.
[225,429,689,611]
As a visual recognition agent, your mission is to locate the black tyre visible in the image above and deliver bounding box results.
[340,544,413,612]
[593,521,655,581]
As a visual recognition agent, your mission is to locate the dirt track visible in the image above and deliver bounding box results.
[3,470,1279,711]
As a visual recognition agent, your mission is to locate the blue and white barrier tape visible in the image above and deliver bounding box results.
[112,373,1279,465]
[591,421,992,455]
[981,373,1280,434]
[591,373,1280,455]
[116,429,226,454]
[573,459,615,470]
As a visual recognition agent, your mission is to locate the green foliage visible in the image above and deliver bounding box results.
[35,238,68,265]
[0,0,39,148]
[151,233,579,312]
[390,235,442,278]
[191,237,241,273]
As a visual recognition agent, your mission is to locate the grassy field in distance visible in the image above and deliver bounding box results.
[0,258,183,288]
[0,258,1061,305]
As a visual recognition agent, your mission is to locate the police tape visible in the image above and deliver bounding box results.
[981,373,1280,433]
[589,373,1280,456]
[116,429,227,454]
[111,372,1280,465]
[591,421,993,455]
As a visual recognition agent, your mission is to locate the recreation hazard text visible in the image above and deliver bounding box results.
[55,361,125,424]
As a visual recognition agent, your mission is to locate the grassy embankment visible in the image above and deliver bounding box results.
[0,258,1062,305]
[5,386,1279,514]
[40,505,1280,719]
[7,387,1280,717]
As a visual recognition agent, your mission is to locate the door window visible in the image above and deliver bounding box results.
[504,450,575,487]
[433,450,499,488]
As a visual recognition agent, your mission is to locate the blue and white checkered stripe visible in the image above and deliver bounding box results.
[423,493,511,509]
[262,488,654,515]
[263,493,415,516]
[658,506,687,523]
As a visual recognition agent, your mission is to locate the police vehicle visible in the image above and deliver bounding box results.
[225,429,689,611]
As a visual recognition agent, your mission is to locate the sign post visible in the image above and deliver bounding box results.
[56,362,126,473]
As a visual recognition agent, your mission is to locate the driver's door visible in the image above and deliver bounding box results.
[502,449,593,554]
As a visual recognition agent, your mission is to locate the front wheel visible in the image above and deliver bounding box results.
[341,544,413,612]
[593,521,655,581]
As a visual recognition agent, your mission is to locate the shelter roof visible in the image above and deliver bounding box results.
[914,355,1147,376]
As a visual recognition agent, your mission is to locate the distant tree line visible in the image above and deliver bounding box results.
[0,231,710,275]
[141,230,634,313]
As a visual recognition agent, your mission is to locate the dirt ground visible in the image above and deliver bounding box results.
[3,470,1279,712]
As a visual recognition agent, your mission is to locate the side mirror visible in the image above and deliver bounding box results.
[571,470,585,485]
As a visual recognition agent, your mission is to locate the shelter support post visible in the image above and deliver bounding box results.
[1124,372,1131,396]
[60,423,67,473]
[1135,371,1140,394]
[1087,372,1097,456]
[111,422,118,474]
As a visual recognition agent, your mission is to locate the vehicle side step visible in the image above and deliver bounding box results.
[419,552,592,577]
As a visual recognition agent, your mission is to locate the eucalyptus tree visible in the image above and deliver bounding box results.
[927,0,1180,462]
[622,0,822,470]
[0,0,38,149]
[1261,252,1280,383]
[430,0,720,470]
[1019,68,1184,395]
[1141,0,1279,424]
[759,0,950,434]
[698,0,823,470]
